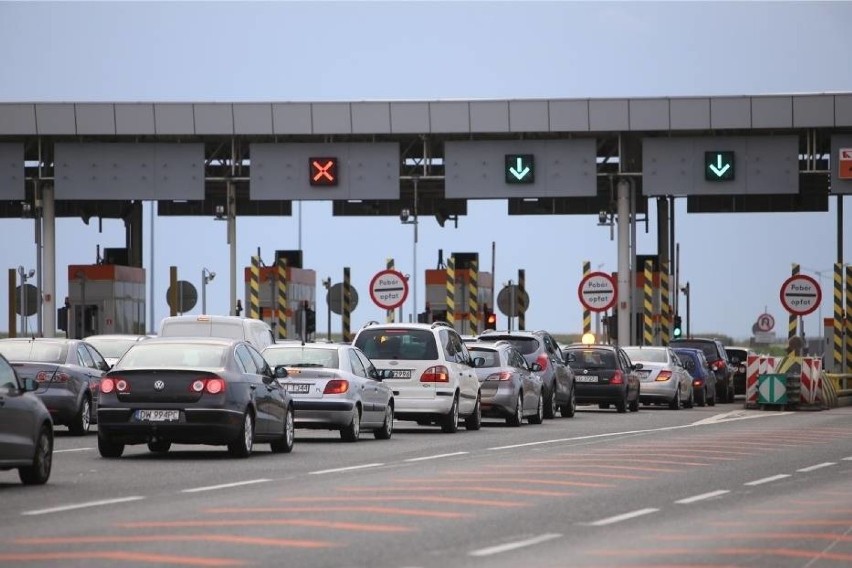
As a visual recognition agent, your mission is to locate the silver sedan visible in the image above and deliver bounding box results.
[468,341,544,426]
[262,343,394,442]
[624,346,694,410]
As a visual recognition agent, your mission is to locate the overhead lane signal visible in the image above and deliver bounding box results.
[504,154,535,184]
[309,157,339,186]
[704,151,735,181]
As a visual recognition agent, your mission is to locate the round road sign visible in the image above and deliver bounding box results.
[755,312,775,332]
[14,284,40,317]
[497,285,529,317]
[166,280,198,313]
[369,269,409,310]
[577,271,617,313]
[779,274,821,316]
[326,283,359,315]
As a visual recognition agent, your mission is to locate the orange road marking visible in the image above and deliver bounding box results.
[0,551,243,566]
[203,506,471,519]
[594,546,852,562]
[120,519,412,533]
[445,469,650,480]
[538,458,715,466]
[522,463,680,473]
[656,532,852,543]
[709,520,852,528]
[13,534,337,549]
[583,448,753,456]
[329,488,571,499]
[543,453,738,461]
[742,509,852,516]
[335,488,531,505]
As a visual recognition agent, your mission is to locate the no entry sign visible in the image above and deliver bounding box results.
[369,269,409,310]
[577,271,617,313]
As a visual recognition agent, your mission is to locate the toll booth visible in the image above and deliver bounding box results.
[424,252,493,335]
[243,250,316,340]
[66,264,146,338]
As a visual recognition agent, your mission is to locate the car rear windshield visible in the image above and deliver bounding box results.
[161,321,244,341]
[566,348,616,369]
[477,336,539,355]
[0,341,67,363]
[671,340,719,361]
[468,347,500,367]
[622,347,667,363]
[354,329,439,361]
[117,343,226,369]
[263,347,339,369]
[86,338,140,359]
[725,349,747,364]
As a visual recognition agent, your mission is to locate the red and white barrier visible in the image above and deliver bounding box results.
[801,357,824,405]
[746,354,760,408]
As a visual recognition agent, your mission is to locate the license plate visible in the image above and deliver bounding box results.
[285,383,311,394]
[385,369,411,379]
[136,409,179,422]
[576,376,599,382]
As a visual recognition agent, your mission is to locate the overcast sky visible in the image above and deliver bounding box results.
[1,1,851,341]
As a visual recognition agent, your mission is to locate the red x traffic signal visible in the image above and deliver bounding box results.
[309,157,338,186]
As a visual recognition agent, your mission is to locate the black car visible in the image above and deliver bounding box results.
[563,344,641,413]
[725,346,756,396]
[476,330,576,419]
[97,337,294,458]
[0,353,54,485]
[670,338,734,402]
[0,338,108,435]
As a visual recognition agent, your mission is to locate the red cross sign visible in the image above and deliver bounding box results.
[309,157,339,186]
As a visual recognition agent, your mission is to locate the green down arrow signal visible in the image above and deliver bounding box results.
[705,151,734,181]
[510,157,530,180]
[505,154,535,184]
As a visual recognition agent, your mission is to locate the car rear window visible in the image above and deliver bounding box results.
[725,349,747,364]
[623,347,666,363]
[468,347,500,367]
[354,328,439,361]
[0,341,67,363]
[671,340,719,362]
[86,338,140,359]
[566,348,616,369]
[477,336,539,355]
[117,343,226,369]
[263,347,339,369]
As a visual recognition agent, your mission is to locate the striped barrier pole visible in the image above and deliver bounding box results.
[813,358,824,406]
[249,255,261,319]
[643,259,654,346]
[788,263,800,340]
[846,265,852,374]
[834,263,844,372]
[746,354,760,408]
[446,256,455,330]
[386,258,395,323]
[518,269,526,331]
[582,261,591,334]
[660,261,670,345]
[469,259,479,335]
[800,356,814,405]
[277,257,288,340]
[342,267,351,343]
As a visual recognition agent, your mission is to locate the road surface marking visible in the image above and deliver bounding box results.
[797,462,836,473]
[469,533,561,557]
[587,508,659,526]
[675,489,730,504]
[53,447,92,453]
[22,496,144,516]
[182,479,271,493]
[405,452,468,462]
[310,463,384,475]
[842,456,852,461]
[745,474,791,486]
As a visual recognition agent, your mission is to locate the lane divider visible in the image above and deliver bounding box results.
[796,462,836,473]
[469,533,562,557]
[404,452,468,462]
[744,474,791,486]
[182,479,271,493]
[309,463,384,475]
[586,508,659,526]
[675,489,730,504]
[22,496,145,516]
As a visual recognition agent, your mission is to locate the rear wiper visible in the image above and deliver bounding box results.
[290,363,324,368]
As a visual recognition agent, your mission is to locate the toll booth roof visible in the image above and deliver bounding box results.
[68,264,145,283]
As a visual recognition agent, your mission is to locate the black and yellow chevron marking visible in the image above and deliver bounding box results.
[582,261,591,334]
[469,260,479,335]
[277,257,287,340]
[446,256,455,329]
[518,269,527,331]
[788,263,799,340]
[386,258,395,323]
[643,260,654,346]
[343,267,352,343]
[846,265,852,373]
[834,263,844,370]
[250,256,260,320]
[660,261,670,345]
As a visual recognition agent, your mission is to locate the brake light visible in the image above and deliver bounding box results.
[323,379,349,394]
[36,371,70,383]
[486,371,513,381]
[536,353,549,372]
[101,378,115,393]
[693,379,703,386]
[421,365,450,383]
[189,376,226,395]
[655,370,673,382]
[610,370,624,385]
[711,360,726,371]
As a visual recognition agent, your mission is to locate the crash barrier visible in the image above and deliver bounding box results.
[825,373,852,407]
[746,354,776,409]
[748,355,831,410]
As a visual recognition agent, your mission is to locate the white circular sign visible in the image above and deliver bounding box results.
[369,269,409,310]
[779,274,821,316]
[756,312,775,332]
[577,271,617,313]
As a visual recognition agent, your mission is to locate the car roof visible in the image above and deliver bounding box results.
[84,334,149,341]
[264,343,341,351]
[141,336,240,346]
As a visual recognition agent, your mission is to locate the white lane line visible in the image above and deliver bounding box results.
[53,447,92,453]
[405,452,468,462]
[842,457,852,461]
[797,462,836,473]
[22,496,145,516]
[309,463,384,475]
[675,489,730,504]
[469,533,562,557]
[745,474,791,486]
[586,508,659,527]
[182,479,271,493]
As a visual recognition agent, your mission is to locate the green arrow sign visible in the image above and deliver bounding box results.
[505,154,535,184]
[758,373,787,404]
[705,151,735,181]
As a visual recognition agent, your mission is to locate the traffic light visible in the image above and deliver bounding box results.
[484,305,497,330]
[306,307,316,335]
[604,313,617,341]
[673,315,683,338]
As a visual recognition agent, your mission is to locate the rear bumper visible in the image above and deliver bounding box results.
[38,391,82,425]
[480,388,518,418]
[575,384,626,404]
[393,391,456,420]
[638,382,677,403]
[97,407,243,445]
[293,400,356,428]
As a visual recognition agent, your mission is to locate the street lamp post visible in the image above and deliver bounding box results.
[18,266,35,335]
[681,281,691,338]
[201,268,216,315]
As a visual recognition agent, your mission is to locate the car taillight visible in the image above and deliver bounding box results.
[421,365,450,383]
[693,379,703,386]
[711,360,726,371]
[655,370,673,382]
[101,378,115,393]
[189,376,226,395]
[36,371,69,383]
[323,379,349,394]
[536,353,549,371]
[486,371,513,381]
[610,370,624,385]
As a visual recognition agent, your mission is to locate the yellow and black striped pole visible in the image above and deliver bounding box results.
[660,261,670,345]
[277,257,288,340]
[249,256,260,319]
[386,258,395,323]
[834,263,844,371]
[643,259,654,346]
[846,265,852,373]
[582,261,591,334]
[343,267,352,343]
[518,269,526,331]
[446,256,455,329]
[469,259,479,335]
[788,263,799,340]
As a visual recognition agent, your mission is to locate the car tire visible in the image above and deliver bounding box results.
[543,386,557,420]
[615,392,627,413]
[68,397,91,436]
[599,403,610,409]
[685,388,694,409]
[228,411,254,458]
[465,394,482,431]
[560,386,576,418]
[696,387,706,407]
[98,433,124,458]
[669,390,681,410]
[507,392,523,427]
[19,426,52,485]
[271,405,295,453]
[147,439,171,453]
[374,404,394,440]
[528,393,544,425]
[708,392,716,407]
[440,394,460,433]
[340,407,361,442]
[629,394,640,412]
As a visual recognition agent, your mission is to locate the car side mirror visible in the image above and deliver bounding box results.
[274,365,289,379]
[633,362,643,370]
[375,369,394,381]
[530,362,542,372]
[23,377,39,391]
[472,356,485,368]
[262,374,276,385]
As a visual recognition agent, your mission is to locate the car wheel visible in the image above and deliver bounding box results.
[615,392,627,413]
[528,393,544,425]
[441,394,460,433]
[68,397,91,436]
[98,433,124,458]
[696,387,706,407]
[465,394,482,431]
[19,426,52,485]
[708,392,716,407]
[228,411,254,458]
[629,394,640,412]
[543,386,557,419]
[685,388,694,409]
[374,404,394,440]
[340,407,361,442]
[507,392,523,427]
[599,403,610,409]
[271,404,295,453]
[561,386,576,418]
[669,390,681,410]
[147,439,171,453]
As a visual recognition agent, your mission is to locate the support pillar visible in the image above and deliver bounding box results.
[616,179,631,345]
[42,184,56,337]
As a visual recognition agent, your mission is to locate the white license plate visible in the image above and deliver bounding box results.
[385,369,412,379]
[136,409,179,422]
[285,383,311,394]
[576,376,599,382]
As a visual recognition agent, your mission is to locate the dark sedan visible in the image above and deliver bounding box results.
[0,338,108,435]
[563,344,641,413]
[97,337,294,458]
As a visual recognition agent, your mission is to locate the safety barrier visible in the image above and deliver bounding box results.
[825,373,852,407]
[745,354,776,409]
[748,355,833,410]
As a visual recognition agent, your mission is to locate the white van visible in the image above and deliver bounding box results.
[159,315,275,351]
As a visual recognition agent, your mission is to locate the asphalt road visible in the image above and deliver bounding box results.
[2,400,851,567]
